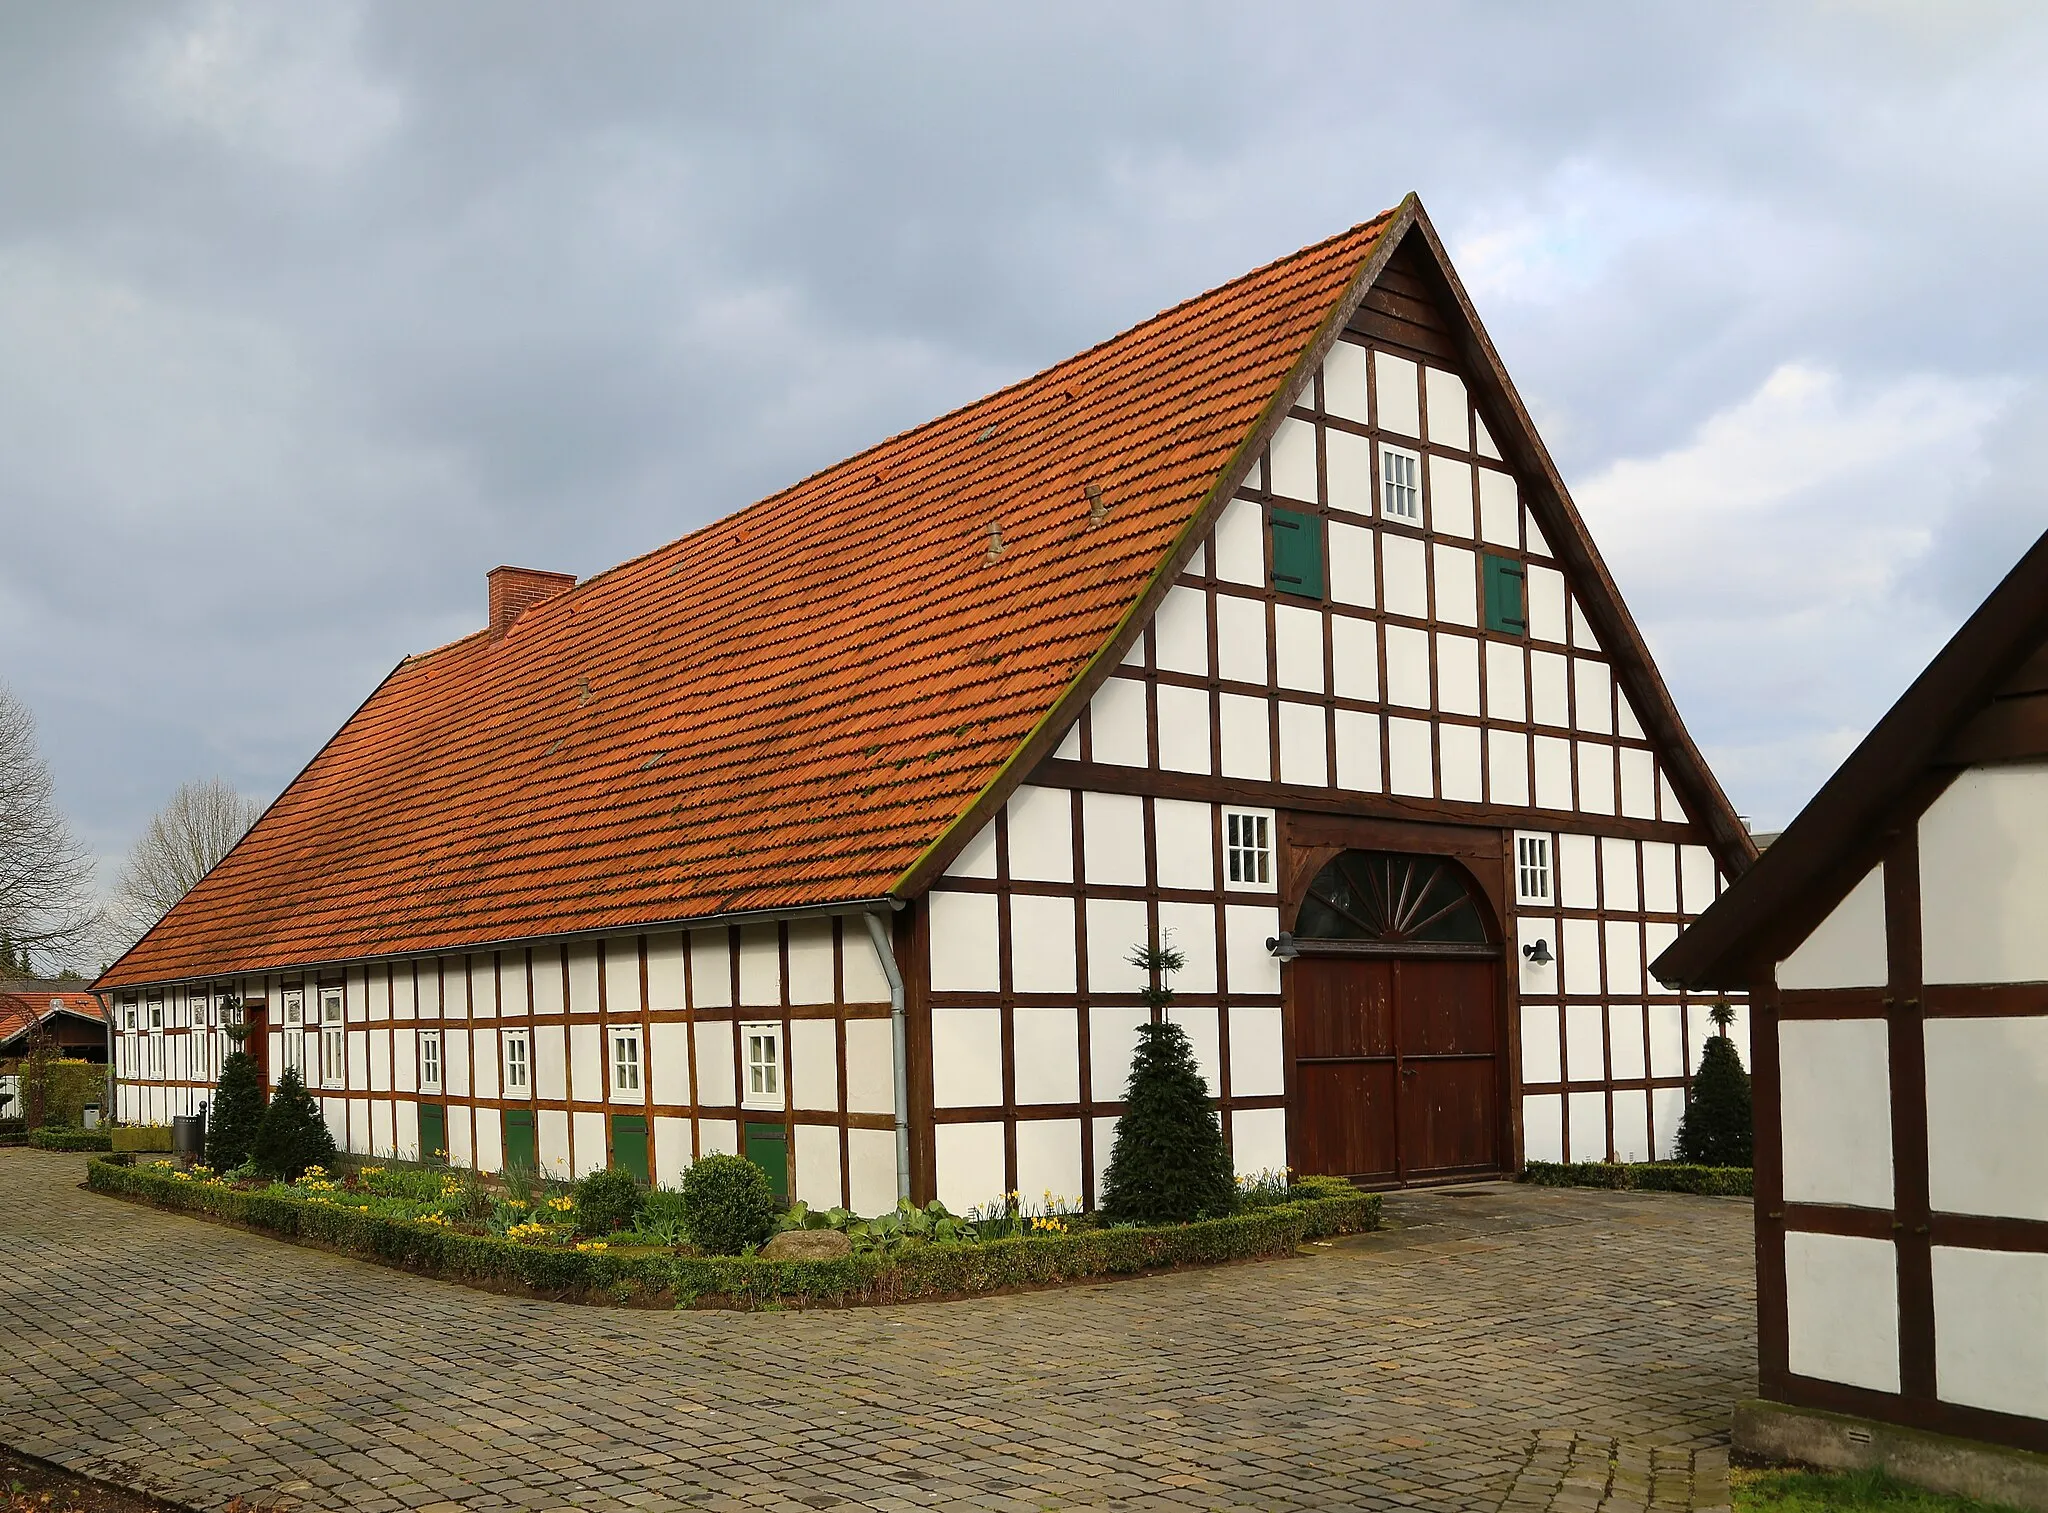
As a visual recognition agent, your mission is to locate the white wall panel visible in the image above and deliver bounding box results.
[786,920,835,1004]
[1335,709,1383,793]
[1527,564,1567,644]
[1090,677,1148,767]
[446,1105,472,1168]
[1388,717,1433,797]
[698,1118,738,1158]
[1557,834,1597,909]
[652,1115,689,1188]
[1154,800,1213,890]
[1158,901,1217,994]
[946,820,999,880]
[1604,922,1643,997]
[1154,682,1210,774]
[1153,585,1210,677]
[843,929,891,1004]
[1567,1091,1607,1161]
[1437,634,1480,716]
[1477,467,1517,547]
[1565,1003,1605,1081]
[1324,340,1369,422]
[395,1100,420,1163]
[1331,615,1377,700]
[1577,744,1616,815]
[1487,730,1529,807]
[1382,533,1428,619]
[1922,763,2048,984]
[645,934,685,1010]
[1010,895,1078,994]
[1573,659,1613,735]
[1231,1106,1288,1178]
[1533,736,1572,810]
[474,1108,503,1174]
[1086,898,1149,993]
[694,1020,735,1108]
[1278,701,1329,787]
[1439,724,1482,803]
[568,944,601,1014]
[1680,846,1718,916]
[1570,599,1601,652]
[688,930,733,1007]
[1608,1005,1646,1080]
[790,1018,838,1112]
[1780,1018,1893,1209]
[1212,498,1264,586]
[1373,351,1420,438]
[1384,625,1430,709]
[1652,1086,1684,1160]
[1778,865,1887,990]
[1007,785,1073,883]
[1933,1246,2048,1419]
[1521,1006,1562,1083]
[570,1022,603,1105]
[1523,1094,1564,1162]
[928,891,1000,993]
[1327,431,1373,516]
[1927,1016,2048,1220]
[1424,367,1471,451]
[1215,593,1266,684]
[842,1019,894,1115]
[572,1110,607,1178]
[1090,1007,1148,1101]
[1274,605,1324,693]
[1329,522,1376,606]
[1079,791,1145,887]
[1611,1089,1650,1163]
[532,1024,566,1102]
[1012,1006,1080,1105]
[598,940,636,1016]
[1224,905,1281,994]
[794,1122,843,1210]
[1168,1006,1222,1098]
[1433,544,1477,627]
[1786,1231,1900,1392]
[935,1121,1006,1213]
[1517,917,1559,997]
[1269,417,1318,503]
[1016,1118,1084,1207]
[1618,748,1656,819]
[738,925,781,1007]
[370,1101,394,1158]
[1529,651,1568,728]
[847,1127,897,1216]
[649,1023,690,1105]
[1228,1005,1283,1097]
[1428,456,1474,540]
[1218,694,1271,780]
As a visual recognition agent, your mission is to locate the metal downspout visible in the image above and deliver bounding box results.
[861,909,912,1203]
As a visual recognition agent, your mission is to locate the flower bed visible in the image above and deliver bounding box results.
[86,1157,1380,1309]
[1521,1160,1752,1197]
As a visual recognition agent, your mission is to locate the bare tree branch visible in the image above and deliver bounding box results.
[0,682,97,966]
[106,777,263,952]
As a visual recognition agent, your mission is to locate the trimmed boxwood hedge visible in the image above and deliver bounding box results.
[28,1126,112,1151]
[87,1156,1381,1308]
[1521,1160,1752,1197]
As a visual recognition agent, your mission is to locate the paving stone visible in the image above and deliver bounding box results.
[1,1153,1753,1511]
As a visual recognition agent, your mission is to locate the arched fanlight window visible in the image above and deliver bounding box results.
[1293,851,1491,949]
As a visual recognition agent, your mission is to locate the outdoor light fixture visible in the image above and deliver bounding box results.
[1265,932,1301,961]
[1522,938,1554,967]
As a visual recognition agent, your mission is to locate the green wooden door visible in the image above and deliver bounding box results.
[611,1113,650,1185]
[504,1107,537,1175]
[417,1103,446,1165]
[743,1121,788,1203]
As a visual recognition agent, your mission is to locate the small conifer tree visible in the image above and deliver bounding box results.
[1676,1003,1753,1167]
[1100,938,1237,1224]
[250,1066,338,1180]
[206,997,265,1172]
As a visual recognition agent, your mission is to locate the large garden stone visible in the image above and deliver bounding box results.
[759,1228,852,1260]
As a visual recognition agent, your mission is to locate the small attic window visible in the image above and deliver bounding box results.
[1380,444,1421,523]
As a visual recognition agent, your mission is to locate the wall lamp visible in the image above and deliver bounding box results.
[1521,938,1554,967]
[1265,932,1301,961]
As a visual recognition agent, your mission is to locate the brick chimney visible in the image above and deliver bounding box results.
[487,566,576,635]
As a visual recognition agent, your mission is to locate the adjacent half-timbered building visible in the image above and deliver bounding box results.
[97,194,1752,1214]
[1657,527,2048,1461]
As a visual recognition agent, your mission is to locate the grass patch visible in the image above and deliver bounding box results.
[1734,1466,2024,1511]
[86,1156,1380,1309]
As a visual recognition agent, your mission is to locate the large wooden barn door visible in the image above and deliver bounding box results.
[1287,851,1504,1185]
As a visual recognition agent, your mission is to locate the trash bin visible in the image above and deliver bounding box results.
[171,1112,206,1161]
[82,1104,101,1130]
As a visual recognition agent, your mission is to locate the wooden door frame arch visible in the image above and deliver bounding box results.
[1275,813,1520,1183]
[1281,845,1505,959]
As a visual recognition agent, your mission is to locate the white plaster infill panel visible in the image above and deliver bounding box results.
[1779,1018,1893,1210]
[1778,864,1887,991]
[1785,1230,1900,1393]
[1934,1246,2048,1420]
[1926,1016,2048,1220]
[1922,762,2048,984]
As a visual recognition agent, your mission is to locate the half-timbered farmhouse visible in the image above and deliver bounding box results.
[97,195,1752,1214]
[1657,526,2048,1462]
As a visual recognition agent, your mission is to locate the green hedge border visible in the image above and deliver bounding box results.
[1522,1160,1753,1196]
[87,1158,1381,1308]
[28,1127,112,1151]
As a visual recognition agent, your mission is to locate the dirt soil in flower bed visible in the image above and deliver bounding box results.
[0,1441,223,1513]
[85,1157,1380,1311]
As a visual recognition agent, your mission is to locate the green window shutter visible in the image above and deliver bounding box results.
[1483,554,1527,635]
[504,1107,537,1175]
[417,1103,446,1165]
[1269,507,1325,599]
[743,1121,789,1203]
[610,1113,650,1185]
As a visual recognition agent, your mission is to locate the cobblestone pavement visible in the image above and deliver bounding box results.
[0,1151,1752,1512]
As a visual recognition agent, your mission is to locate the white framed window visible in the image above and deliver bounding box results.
[419,1030,443,1092]
[281,989,305,1077]
[741,1022,782,1110]
[122,1001,137,1032]
[1379,443,1421,523]
[147,1000,164,1032]
[319,989,344,1089]
[502,1030,529,1093]
[611,1028,642,1098]
[1515,833,1553,905]
[1224,809,1274,889]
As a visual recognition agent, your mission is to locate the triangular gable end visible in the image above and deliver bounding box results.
[901,200,1754,896]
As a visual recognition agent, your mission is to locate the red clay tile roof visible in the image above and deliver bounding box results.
[0,990,106,1043]
[97,206,1403,989]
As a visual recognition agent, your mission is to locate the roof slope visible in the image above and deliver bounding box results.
[100,208,1401,988]
[1655,525,2048,990]
[0,990,105,1043]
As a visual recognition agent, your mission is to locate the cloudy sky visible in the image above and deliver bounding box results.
[5,2,2046,942]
